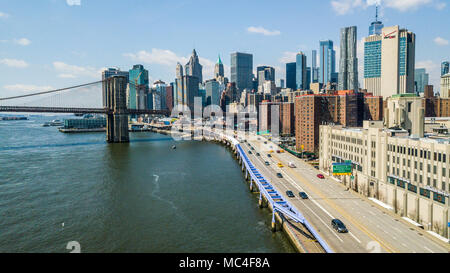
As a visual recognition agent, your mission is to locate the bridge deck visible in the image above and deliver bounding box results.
[0,106,169,115]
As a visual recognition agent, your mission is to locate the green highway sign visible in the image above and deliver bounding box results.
[332,163,352,176]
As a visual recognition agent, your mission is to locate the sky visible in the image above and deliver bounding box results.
[0,0,449,99]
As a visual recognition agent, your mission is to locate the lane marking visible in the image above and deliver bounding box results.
[349,232,362,244]
[269,152,398,253]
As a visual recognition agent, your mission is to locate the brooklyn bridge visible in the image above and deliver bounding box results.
[0,76,169,143]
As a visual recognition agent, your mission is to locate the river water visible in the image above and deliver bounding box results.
[0,116,294,253]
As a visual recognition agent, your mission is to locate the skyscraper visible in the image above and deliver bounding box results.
[257,66,275,87]
[364,25,416,98]
[364,33,382,95]
[414,68,429,94]
[214,55,224,79]
[319,40,336,85]
[380,25,416,98]
[102,68,129,107]
[296,52,307,90]
[311,50,319,83]
[369,5,384,35]
[231,52,253,93]
[205,79,221,106]
[185,49,203,83]
[286,62,296,90]
[183,75,199,112]
[442,61,450,76]
[128,64,149,110]
[152,80,167,110]
[174,63,184,106]
[338,26,359,91]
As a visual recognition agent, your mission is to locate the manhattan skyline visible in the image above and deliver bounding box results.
[0,0,449,98]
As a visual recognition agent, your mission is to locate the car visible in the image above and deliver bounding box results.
[276,173,283,178]
[267,154,272,158]
[331,219,348,233]
[286,191,295,198]
[277,163,284,168]
[265,161,270,166]
[248,151,252,154]
[317,174,325,179]
[251,147,255,150]
[299,192,308,199]
[264,141,267,144]
[314,166,319,170]
[280,150,285,153]
[269,150,274,153]
[276,150,281,153]
[288,162,296,168]
[256,153,260,156]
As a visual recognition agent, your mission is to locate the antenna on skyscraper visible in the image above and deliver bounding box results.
[375,4,379,21]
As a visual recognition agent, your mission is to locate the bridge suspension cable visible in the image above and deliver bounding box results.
[0,80,104,101]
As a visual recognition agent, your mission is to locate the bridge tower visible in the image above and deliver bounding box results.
[106,76,129,143]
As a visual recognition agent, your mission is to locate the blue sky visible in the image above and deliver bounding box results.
[0,0,449,98]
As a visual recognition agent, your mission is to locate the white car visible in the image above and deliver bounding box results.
[288,162,296,168]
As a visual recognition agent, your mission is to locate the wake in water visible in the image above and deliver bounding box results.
[151,174,178,211]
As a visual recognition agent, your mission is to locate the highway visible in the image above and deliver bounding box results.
[237,132,449,253]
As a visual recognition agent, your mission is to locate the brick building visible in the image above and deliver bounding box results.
[364,94,383,121]
[295,91,364,154]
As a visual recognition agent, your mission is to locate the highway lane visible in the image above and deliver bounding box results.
[241,141,369,253]
[238,134,449,253]
[266,144,448,253]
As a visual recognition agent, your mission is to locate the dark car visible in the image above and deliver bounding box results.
[299,192,308,199]
[276,173,283,178]
[248,151,252,154]
[264,141,267,144]
[256,153,260,156]
[265,161,270,166]
[331,219,348,233]
[286,191,295,198]
[267,154,272,158]
[251,147,255,150]
[314,166,319,170]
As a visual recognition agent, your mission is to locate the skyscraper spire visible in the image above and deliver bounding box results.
[375,4,378,22]
[369,4,383,35]
[215,54,224,80]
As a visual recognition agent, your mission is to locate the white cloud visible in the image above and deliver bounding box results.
[331,0,441,15]
[4,84,54,93]
[0,58,29,68]
[0,12,10,19]
[435,1,446,9]
[53,61,103,79]
[66,0,81,6]
[384,0,432,11]
[58,74,77,79]
[124,48,226,80]
[124,49,188,67]
[247,26,281,36]
[434,36,449,46]
[14,38,31,46]
[278,51,297,64]
[331,0,367,15]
